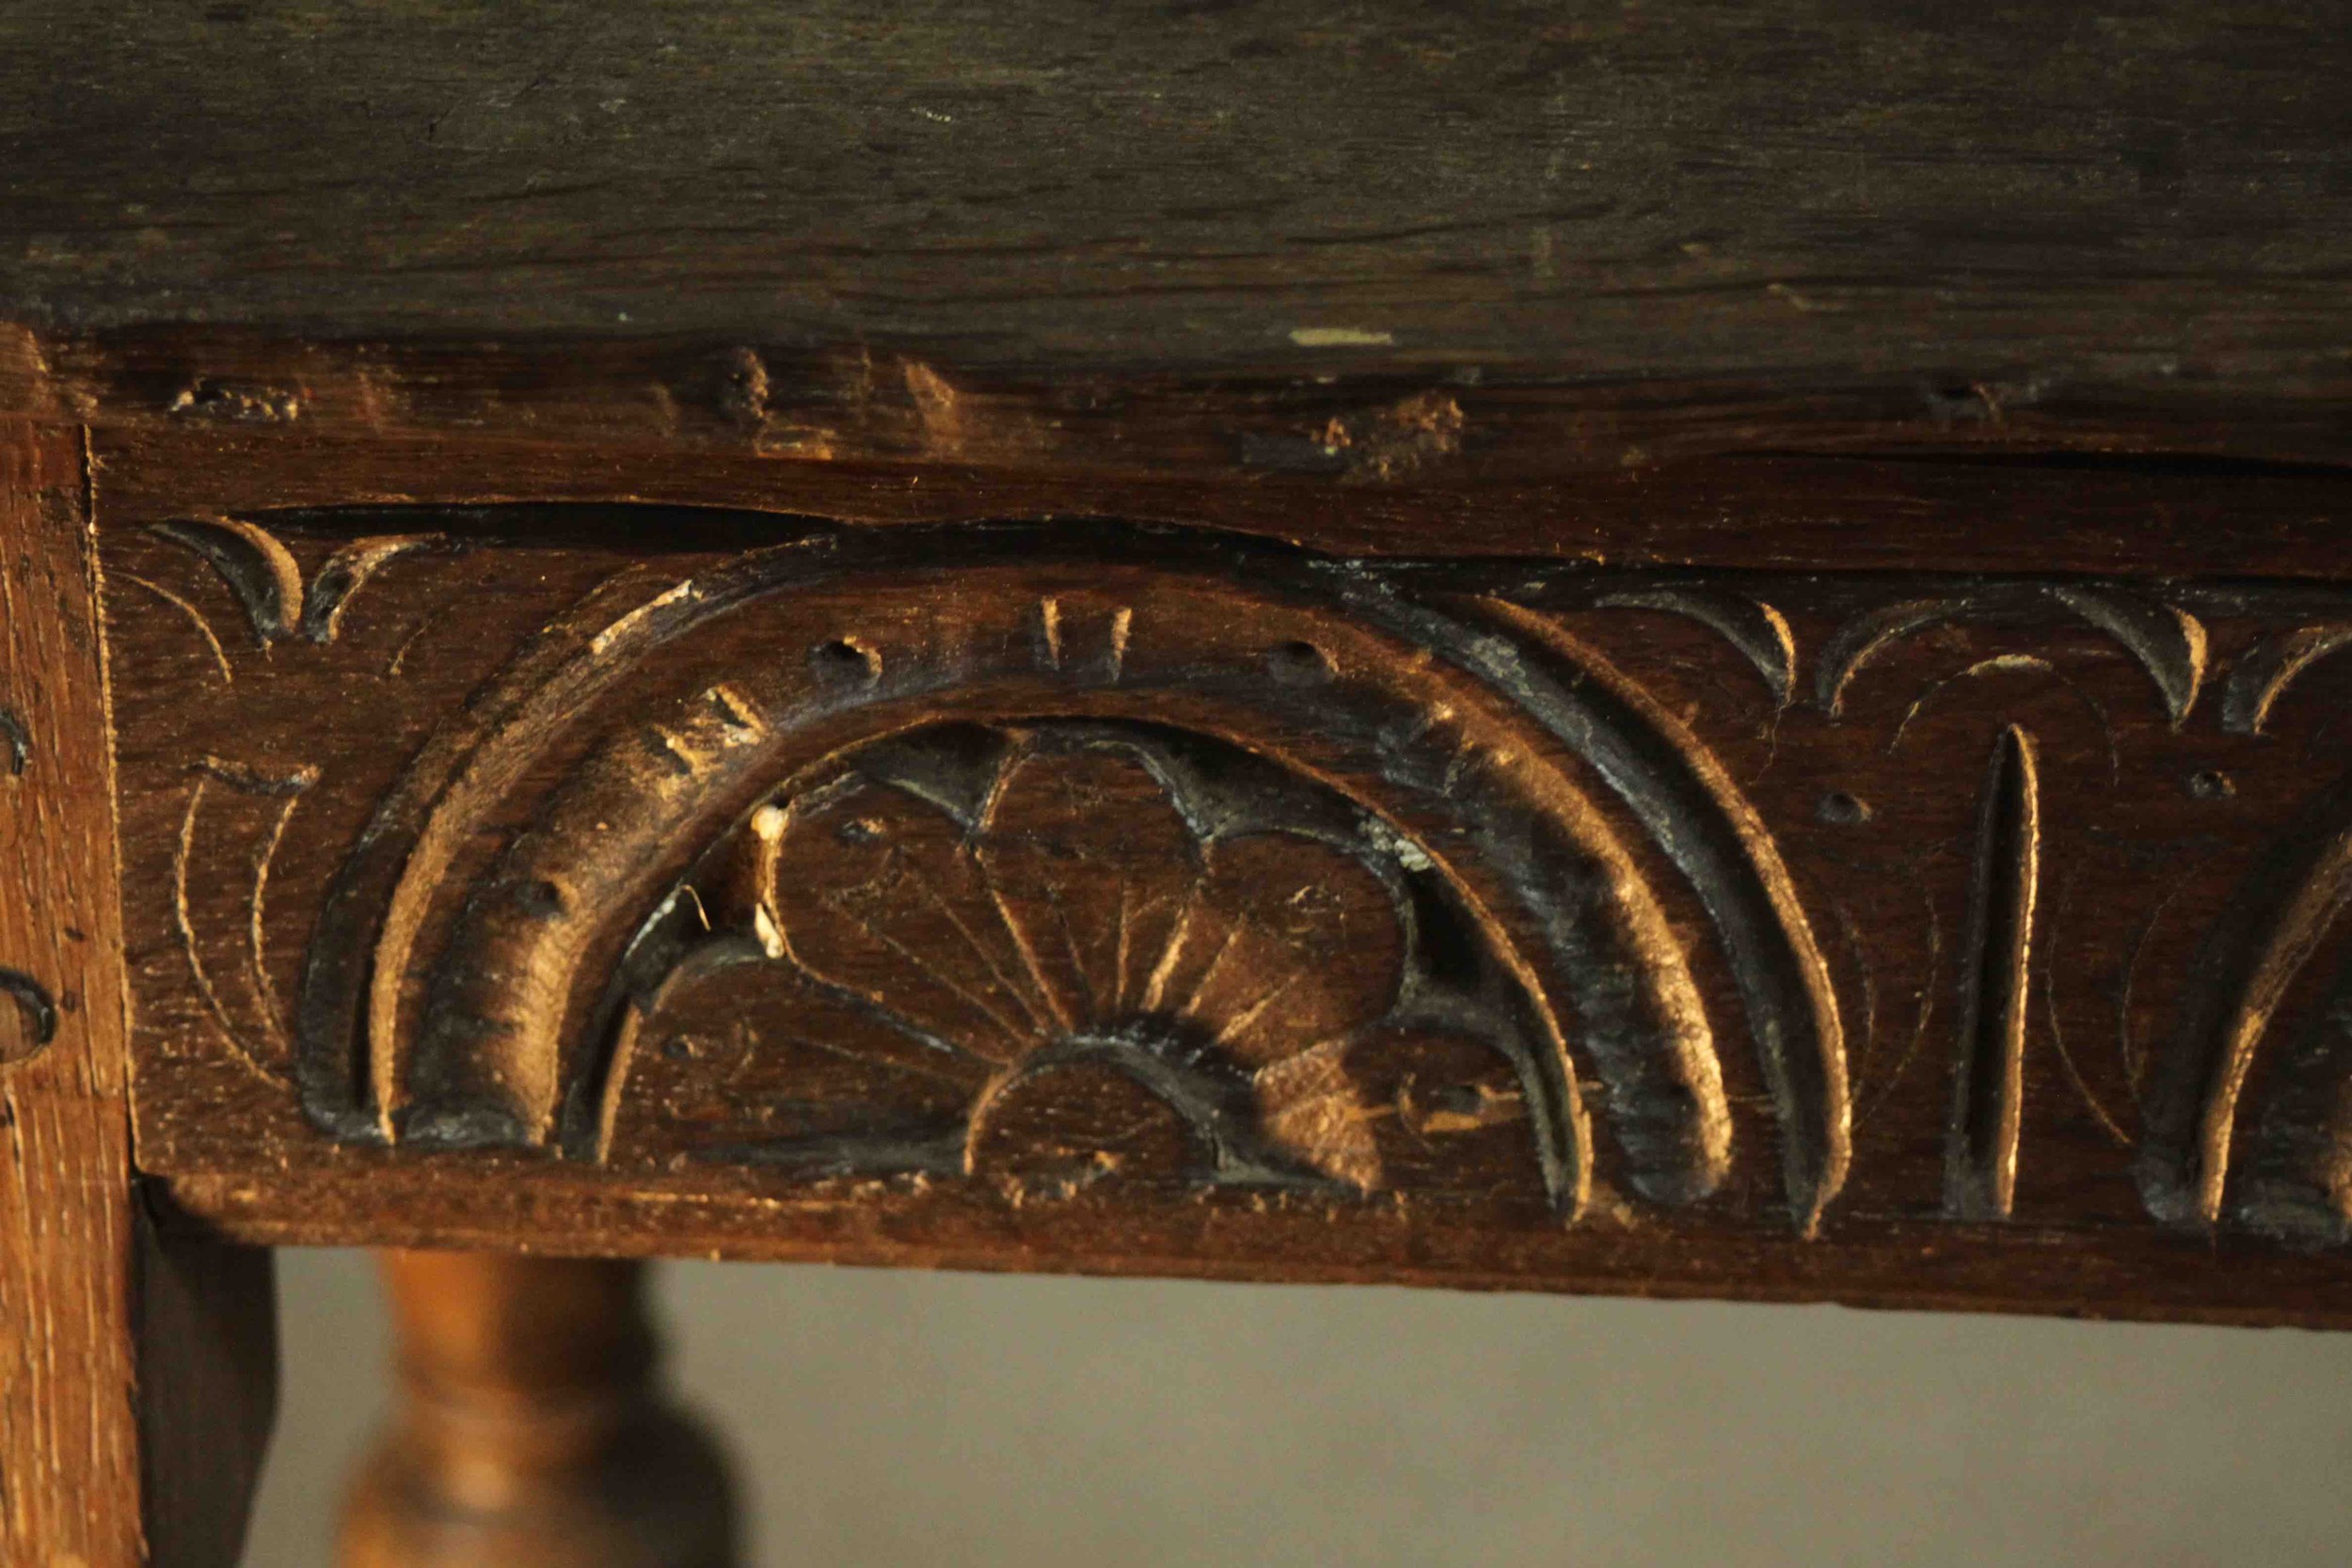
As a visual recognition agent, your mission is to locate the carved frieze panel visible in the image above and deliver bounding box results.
[99,508,2352,1273]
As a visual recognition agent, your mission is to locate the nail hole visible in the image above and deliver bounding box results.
[0,969,57,1065]
[515,879,566,917]
[1267,640,1334,686]
[810,638,880,686]
[1817,791,1871,826]
[2187,769,2235,800]
[1430,1084,1485,1117]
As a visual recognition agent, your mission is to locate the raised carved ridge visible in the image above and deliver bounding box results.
[1447,596,1848,1232]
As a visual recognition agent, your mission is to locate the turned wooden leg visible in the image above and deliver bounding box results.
[338,1252,736,1568]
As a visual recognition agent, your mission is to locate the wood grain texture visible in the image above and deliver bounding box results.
[0,423,274,1568]
[75,424,2352,583]
[5,4,2352,467]
[96,486,2352,1325]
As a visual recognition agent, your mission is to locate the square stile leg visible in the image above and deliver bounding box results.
[0,420,276,1568]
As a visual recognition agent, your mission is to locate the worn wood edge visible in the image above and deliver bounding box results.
[9,1,2352,401]
[146,1172,2352,1333]
[21,324,2352,492]
[81,424,2352,584]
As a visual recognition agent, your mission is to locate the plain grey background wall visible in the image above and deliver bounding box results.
[246,1250,2352,1565]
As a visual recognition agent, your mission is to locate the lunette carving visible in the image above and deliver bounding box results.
[105,526,1853,1241]
[103,507,2352,1256]
[174,529,1851,1230]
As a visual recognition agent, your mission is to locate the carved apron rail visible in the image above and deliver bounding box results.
[97,508,2352,1314]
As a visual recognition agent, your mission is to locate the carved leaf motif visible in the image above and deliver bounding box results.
[150,518,442,650]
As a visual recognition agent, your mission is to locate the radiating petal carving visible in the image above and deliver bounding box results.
[597,726,1534,1198]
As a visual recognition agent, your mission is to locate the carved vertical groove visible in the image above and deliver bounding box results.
[1945,725,2040,1220]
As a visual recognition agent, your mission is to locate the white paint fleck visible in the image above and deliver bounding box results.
[1971,654,2055,676]
[1363,819,1435,873]
[1289,326,1396,348]
[1107,606,1133,679]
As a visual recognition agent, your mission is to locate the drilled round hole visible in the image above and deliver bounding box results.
[1817,791,1871,826]
[809,637,879,686]
[1429,1084,1486,1117]
[1267,640,1334,687]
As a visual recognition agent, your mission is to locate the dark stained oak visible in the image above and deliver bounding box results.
[13,8,2352,1562]
[6,3,2352,471]
[87,476,2352,1328]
